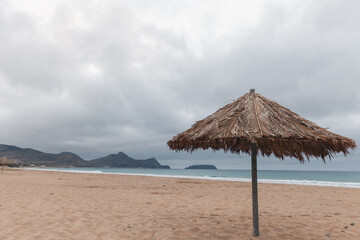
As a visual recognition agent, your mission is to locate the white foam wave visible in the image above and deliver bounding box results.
[26,168,105,174]
[258,179,360,188]
[24,168,360,188]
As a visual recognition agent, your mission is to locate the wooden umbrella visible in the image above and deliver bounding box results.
[167,89,356,236]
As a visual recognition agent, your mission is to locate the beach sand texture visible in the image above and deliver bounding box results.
[0,169,359,240]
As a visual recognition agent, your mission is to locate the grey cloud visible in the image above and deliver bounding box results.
[0,0,359,169]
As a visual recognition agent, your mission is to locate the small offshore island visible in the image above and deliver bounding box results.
[0,144,170,169]
[185,164,217,169]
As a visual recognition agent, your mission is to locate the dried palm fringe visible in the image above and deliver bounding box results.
[168,137,355,162]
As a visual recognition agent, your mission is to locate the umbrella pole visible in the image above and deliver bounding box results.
[251,143,260,236]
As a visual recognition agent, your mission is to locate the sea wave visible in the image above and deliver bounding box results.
[24,168,360,188]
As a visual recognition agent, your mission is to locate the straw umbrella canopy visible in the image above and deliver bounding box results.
[167,89,356,236]
[0,157,17,175]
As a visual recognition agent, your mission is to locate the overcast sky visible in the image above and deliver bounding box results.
[0,0,359,170]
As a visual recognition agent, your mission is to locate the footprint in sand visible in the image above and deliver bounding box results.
[190,227,200,232]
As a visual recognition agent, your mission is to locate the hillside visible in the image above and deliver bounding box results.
[0,144,169,169]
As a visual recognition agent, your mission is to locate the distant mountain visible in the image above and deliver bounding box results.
[80,152,169,169]
[185,164,217,169]
[0,144,170,169]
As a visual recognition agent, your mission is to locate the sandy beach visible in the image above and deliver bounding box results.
[0,169,359,240]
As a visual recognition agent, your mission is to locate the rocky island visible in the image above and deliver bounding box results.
[0,144,170,169]
[185,164,217,169]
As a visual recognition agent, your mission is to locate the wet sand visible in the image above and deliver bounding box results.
[0,169,359,239]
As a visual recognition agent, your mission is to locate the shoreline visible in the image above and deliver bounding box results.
[23,167,360,189]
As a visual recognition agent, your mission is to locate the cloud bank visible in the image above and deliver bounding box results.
[0,0,359,169]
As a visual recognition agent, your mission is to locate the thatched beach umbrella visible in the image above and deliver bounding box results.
[167,89,356,236]
[0,157,15,175]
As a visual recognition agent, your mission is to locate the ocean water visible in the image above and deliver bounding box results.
[29,168,360,188]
